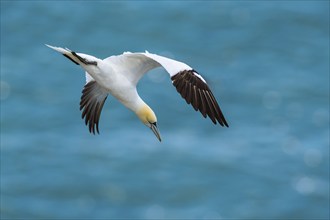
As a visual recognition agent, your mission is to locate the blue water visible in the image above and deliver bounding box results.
[1,1,329,219]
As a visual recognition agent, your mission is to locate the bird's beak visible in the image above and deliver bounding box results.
[150,122,161,142]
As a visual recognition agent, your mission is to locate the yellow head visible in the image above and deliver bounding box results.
[136,104,161,142]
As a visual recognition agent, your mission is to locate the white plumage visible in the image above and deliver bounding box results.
[46,44,228,141]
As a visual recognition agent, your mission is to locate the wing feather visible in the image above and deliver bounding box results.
[80,81,108,134]
[192,85,200,111]
[186,83,193,105]
[171,70,228,126]
[198,90,207,118]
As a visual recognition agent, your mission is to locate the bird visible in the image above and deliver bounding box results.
[46,44,228,141]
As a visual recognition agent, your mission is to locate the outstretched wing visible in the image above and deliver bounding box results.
[103,52,161,85]
[143,52,228,127]
[106,52,228,127]
[80,80,108,134]
[170,69,228,126]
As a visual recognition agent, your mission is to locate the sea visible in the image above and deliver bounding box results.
[1,1,329,219]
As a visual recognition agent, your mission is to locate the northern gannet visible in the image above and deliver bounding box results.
[46,45,228,141]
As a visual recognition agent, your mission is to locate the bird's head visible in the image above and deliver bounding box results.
[137,104,161,142]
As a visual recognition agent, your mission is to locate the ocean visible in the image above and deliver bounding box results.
[1,1,329,219]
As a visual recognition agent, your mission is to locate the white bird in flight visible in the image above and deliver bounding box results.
[46,44,228,141]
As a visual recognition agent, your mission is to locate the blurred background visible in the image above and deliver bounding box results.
[1,1,329,219]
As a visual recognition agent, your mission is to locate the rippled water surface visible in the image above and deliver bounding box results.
[1,1,329,219]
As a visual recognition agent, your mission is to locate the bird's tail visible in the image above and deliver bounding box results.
[45,44,80,65]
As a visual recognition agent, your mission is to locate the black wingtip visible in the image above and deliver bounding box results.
[171,69,229,127]
[79,81,108,135]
